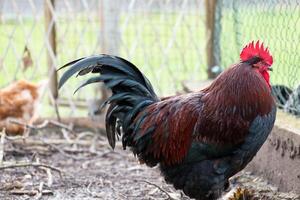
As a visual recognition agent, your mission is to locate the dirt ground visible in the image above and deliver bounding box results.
[0,121,299,200]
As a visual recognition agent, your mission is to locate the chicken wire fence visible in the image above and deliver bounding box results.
[0,0,300,118]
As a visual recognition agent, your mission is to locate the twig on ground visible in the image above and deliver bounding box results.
[34,182,44,200]
[41,139,83,160]
[0,162,63,178]
[0,128,6,164]
[8,119,37,130]
[81,150,115,168]
[7,138,95,146]
[110,182,128,199]
[140,180,178,200]
[89,135,98,153]
[23,145,51,154]
[31,152,38,162]
[75,131,95,141]
[45,168,53,187]
[0,180,23,191]
[4,148,28,156]
[5,134,28,141]
[34,120,50,129]
[8,119,73,133]
[10,189,53,196]
[61,128,72,143]
[86,181,103,198]
[48,120,73,132]
[4,120,49,141]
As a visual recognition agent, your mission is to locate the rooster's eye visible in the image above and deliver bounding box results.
[252,64,260,69]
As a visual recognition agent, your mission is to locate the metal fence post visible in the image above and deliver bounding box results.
[44,0,58,99]
[205,0,221,79]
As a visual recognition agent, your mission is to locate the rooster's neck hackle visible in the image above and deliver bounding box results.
[204,63,274,117]
[199,63,274,144]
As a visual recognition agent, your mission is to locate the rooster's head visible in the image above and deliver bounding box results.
[240,41,273,88]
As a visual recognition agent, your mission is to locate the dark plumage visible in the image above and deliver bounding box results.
[58,41,276,200]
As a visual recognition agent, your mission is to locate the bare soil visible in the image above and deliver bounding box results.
[0,121,299,200]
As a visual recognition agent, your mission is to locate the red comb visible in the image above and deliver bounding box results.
[240,41,273,65]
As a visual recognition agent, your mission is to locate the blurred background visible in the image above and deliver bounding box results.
[1,0,300,118]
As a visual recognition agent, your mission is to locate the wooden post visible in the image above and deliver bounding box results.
[44,0,58,99]
[100,0,121,55]
[0,0,3,24]
[97,0,120,104]
[205,0,221,79]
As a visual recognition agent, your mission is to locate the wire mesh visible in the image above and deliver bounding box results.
[220,0,300,115]
[0,0,207,118]
[0,0,300,118]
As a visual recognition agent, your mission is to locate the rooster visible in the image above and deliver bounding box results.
[58,41,276,200]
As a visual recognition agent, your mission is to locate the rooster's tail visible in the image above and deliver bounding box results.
[58,55,159,149]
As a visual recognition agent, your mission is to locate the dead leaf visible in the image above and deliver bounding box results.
[22,46,33,71]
